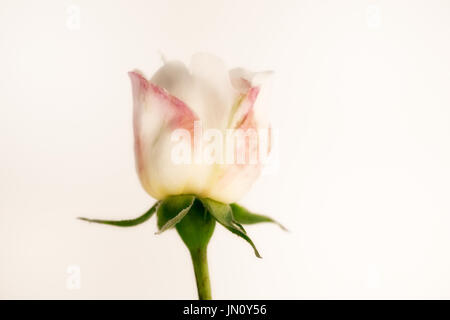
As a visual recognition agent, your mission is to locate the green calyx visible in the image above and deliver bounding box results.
[78,195,286,299]
[156,195,215,251]
[78,195,285,258]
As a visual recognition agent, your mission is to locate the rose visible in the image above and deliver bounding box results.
[80,54,285,300]
[128,53,272,204]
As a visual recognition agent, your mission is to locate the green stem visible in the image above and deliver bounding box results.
[190,247,212,300]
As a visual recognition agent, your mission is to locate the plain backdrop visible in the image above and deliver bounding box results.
[2,0,450,299]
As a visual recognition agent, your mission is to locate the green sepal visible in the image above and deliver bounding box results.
[226,226,262,258]
[230,203,287,231]
[200,198,262,258]
[156,195,195,234]
[176,199,216,251]
[78,201,159,227]
[199,198,245,234]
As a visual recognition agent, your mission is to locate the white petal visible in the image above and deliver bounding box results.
[151,60,195,109]
[129,71,212,199]
[189,53,236,129]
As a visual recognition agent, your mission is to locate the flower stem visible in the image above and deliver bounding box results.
[189,247,212,300]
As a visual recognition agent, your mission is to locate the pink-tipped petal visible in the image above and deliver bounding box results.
[229,68,273,93]
[129,71,202,199]
[229,86,260,129]
[129,71,198,131]
[206,108,267,204]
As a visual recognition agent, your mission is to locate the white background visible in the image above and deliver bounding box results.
[2,0,450,299]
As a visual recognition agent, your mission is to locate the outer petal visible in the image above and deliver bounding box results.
[228,86,260,129]
[129,71,212,200]
[229,68,273,129]
[205,88,271,204]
